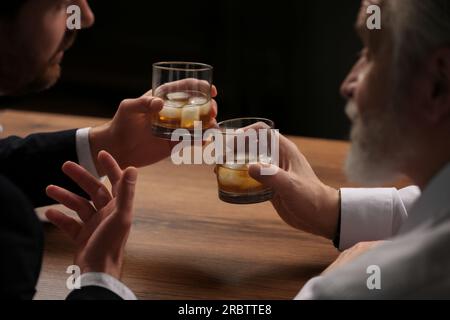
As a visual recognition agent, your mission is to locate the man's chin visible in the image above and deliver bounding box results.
[345,126,401,186]
[19,64,61,95]
[345,146,400,186]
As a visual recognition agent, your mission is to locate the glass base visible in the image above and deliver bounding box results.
[152,124,204,140]
[219,189,274,205]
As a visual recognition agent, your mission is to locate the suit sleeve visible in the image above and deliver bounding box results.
[66,286,123,300]
[0,130,88,208]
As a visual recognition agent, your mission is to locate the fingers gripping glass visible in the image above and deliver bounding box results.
[152,62,214,139]
[214,118,275,205]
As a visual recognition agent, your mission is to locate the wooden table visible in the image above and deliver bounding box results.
[1,109,356,300]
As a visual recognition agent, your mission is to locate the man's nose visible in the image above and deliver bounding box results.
[79,0,95,29]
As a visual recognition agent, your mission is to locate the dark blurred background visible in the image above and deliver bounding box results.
[0,0,362,140]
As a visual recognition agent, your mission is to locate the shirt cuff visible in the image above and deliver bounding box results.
[80,272,137,300]
[339,188,398,251]
[76,128,102,179]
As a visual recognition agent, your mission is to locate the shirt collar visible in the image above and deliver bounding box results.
[400,162,450,235]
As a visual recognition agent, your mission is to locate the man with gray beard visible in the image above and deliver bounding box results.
[249,0,450,299]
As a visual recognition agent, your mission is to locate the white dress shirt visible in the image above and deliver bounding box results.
[78,273,137,300]
[296,163,450,299]
[339,186,421,250]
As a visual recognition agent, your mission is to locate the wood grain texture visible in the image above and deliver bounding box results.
[1,110,357,300]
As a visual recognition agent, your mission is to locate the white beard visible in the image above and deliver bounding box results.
[344,101,403,185]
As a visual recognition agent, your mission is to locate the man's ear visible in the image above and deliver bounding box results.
[427,47,450,124]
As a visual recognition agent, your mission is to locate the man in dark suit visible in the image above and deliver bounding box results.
[0,131,89,299]
[0,132,128,300]
[0,0,216,299]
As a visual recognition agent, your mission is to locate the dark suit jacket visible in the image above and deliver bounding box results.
[0,130,122,300]
[66,287,122,300]
[0,130,85,207]
[0,174,43,299]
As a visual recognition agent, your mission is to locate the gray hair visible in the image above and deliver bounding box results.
[388,0,450,94]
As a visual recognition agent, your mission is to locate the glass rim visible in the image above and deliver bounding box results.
[153,61,213,72]
[217,117,275,130]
